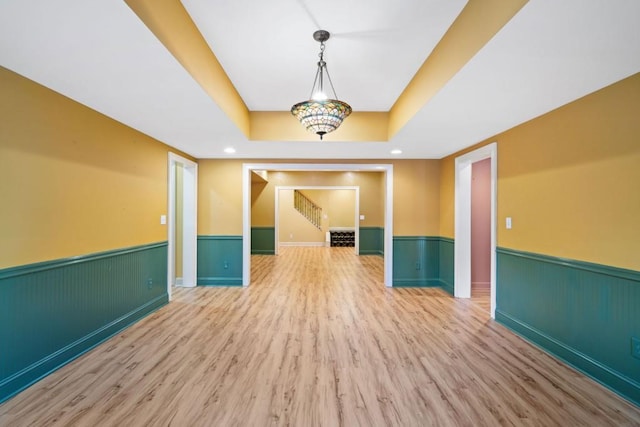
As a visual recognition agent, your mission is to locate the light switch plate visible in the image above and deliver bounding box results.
[360,215,365,220]
[506,217,512,229]
[160,215,167,225]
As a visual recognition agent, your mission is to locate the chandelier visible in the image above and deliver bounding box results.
[291,30,352,140]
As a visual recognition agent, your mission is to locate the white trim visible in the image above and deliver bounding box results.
[274,188,280,255]
[384,165,393,287]
[243,163,393,287]
[168,153,198,300]
[279,242,327,247]
[328,227,356,232]
[454,142,497,318]
[242,163,251,284]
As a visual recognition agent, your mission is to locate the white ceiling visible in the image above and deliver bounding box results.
[182,0,466,112]
[0,0,639,159]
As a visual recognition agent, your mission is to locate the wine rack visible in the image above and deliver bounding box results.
[330,230,355,247]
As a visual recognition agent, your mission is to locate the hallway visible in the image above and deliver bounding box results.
[1,247,638,426]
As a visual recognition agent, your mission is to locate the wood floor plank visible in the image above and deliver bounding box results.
[1,247,639,426]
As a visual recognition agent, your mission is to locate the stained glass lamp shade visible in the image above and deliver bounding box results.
[291,30,351,140]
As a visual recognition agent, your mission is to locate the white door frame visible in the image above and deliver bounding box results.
[167,153,198,300]
[454,142,497,317]
[243,163,393,287]
[275,186,360,254]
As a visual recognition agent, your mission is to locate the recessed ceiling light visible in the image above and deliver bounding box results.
[224,147,236,154]
[391,149,402,155]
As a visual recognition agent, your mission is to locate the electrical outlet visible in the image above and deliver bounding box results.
[224,261,229,269]
[415,262,421,271]
[632,337,640,360]
[147,278,153,289]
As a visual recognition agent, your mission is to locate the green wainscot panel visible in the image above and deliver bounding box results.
[0,242,168,404]
[392,237,440,287]
[197,235,243,286]
[439,238,455,295]
[496,247,640,407]
[359,227,384,255]
[251,227,275,255]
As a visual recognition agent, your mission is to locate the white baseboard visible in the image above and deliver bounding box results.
[279,242,326,247]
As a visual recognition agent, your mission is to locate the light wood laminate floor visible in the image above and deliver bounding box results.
[471,286,491,313]
[1,247,639,426]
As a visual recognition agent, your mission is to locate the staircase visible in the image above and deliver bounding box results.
[294,190,322,230]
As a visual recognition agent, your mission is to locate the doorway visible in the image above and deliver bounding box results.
[167,153,198,300]
[243,163,394,287]
[274,186,359,254]
[454,143,497,317]
[471,158,492,312]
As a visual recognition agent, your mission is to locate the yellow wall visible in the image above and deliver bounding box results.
[198,160,245,235]
[252,171,382,228]
[321,189,356,228]
[0,66,188,269]
[440,72,640,271]
[275,188,358,244]
[439,154,456,239]
[10,62,633,271]
[296,189,356,230]
[251,179,271,226]
[277,189,326,244]
[393,160,441,235]
[199,160,440,236]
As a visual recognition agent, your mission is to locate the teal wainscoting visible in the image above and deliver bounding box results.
[496,247,640,406]
[251,227,275,255]
[392,237,441,287]
[197,235,243,286]
[439,238,455,295]
[359,227,384,255]
[0,242,168,404]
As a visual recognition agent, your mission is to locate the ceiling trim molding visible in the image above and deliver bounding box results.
[125,0,251,137]
[389,0,529,138]
[125,0,527,143]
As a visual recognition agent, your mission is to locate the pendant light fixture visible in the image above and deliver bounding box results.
[291,30,352,140]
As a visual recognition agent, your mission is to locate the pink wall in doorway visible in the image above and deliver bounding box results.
[471,158,491,288]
